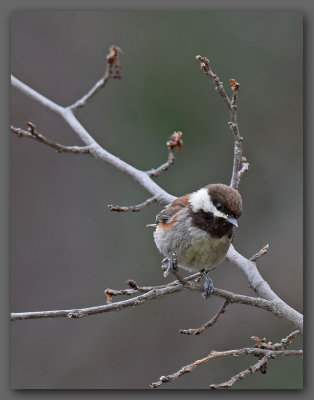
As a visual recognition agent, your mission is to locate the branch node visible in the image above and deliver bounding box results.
[127,279,138,289]
[250,244,270,263]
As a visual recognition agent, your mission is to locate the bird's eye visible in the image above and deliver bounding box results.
[216,202,223,211]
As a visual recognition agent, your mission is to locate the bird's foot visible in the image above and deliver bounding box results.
[201,269,214,299]
[161,254,178,278]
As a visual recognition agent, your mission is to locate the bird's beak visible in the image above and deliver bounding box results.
[226,216,238,228]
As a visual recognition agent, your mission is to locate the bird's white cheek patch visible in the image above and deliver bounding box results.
[189,188,227,219]
[189,188,211,212]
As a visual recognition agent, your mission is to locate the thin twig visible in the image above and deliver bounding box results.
[210,354,271,389]
[179,300,230,335]
[108,196,158,212]
[196,56,243,189]
[150,347,303,389]
[105,272,205,300]
[196,55,232,108]
[104,279,179,303]
[11,124,92,154]
[146,131,183,177]
[273,330,302,350]
[250,244,270,262]
[146,151,175,177]
[11,283,184,321]
[238,156,249,181]
[211,330,302,389]
[69,45,123,111]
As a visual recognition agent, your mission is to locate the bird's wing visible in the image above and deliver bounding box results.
[156,194,191,224]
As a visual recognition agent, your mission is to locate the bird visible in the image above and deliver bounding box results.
[150,183,242,298]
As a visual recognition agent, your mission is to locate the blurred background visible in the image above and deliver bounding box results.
[10,11,302,389]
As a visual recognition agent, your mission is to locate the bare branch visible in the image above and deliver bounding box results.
[210,354,270,389]
[10,47,304,390]
[10,272,296,325]
[105,272,206,300]
[11,282,184,321]
[226,245,303,331]
[108,196,158,212]
[11,75,176,205]
[150,347,303,389]
[179,300,229,336]
[210,331,303,389]
[146,151,175,177]
[104,279,178,303]
[146,131,183,177]
[196,56,243,189]
[11,123,92,154]
[196,55,232,108]
[69,45,123,111]
[250,244,270,263]
[104,279,183,304]
[273,330,302,350]
[11,53,303,336]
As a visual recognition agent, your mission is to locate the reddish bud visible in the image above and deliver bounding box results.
[230,78,240,91]
[167,131,183,153]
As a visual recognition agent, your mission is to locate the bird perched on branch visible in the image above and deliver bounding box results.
[150,184,242,298]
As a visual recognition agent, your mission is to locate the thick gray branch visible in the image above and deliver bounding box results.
[11,75,175,205]
[226,245,303,331]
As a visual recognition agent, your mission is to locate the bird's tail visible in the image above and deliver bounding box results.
[146,223,157,228]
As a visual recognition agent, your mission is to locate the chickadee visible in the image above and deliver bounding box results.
[151,184,242,297]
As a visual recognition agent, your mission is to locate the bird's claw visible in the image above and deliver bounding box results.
[201,270,214,299]
[162,255,177,278]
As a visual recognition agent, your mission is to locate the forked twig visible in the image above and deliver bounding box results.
[69,45,123,111]
[210,354,270,389]
[11,123,92,154]
[196,56,247,189]
[108,132,183,211]
[179,300,230,335]
[150,346,302,389]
